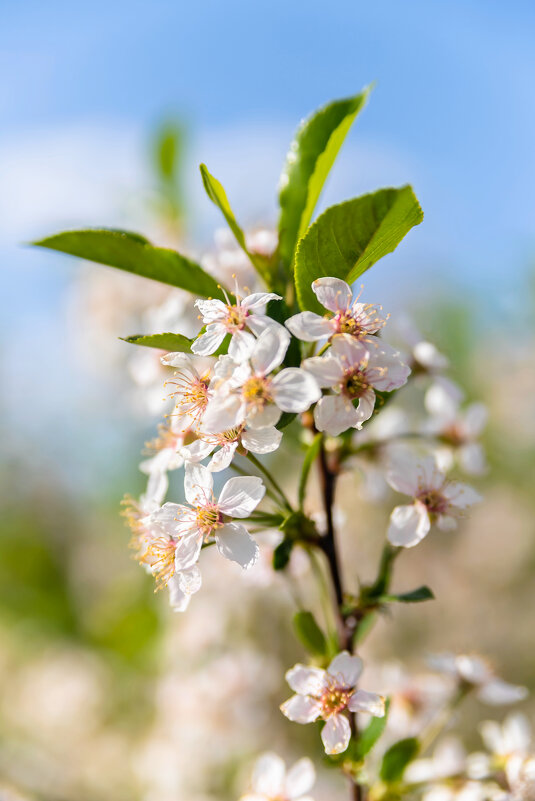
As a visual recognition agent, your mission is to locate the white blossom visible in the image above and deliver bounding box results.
[180,423,282,472]
[424,388,488,476]
[286,277,387,342]
[303,334,410,436]
[386,452,481,547]
[280,652,385,755]
[161,352,215,432]
[429,654,528,706]
[240,752,315,801]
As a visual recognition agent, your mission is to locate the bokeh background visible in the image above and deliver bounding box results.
[1,2,535,799]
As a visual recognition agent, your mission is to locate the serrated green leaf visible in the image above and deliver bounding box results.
[293,610,328,656]
[295,187,423,313]
[298,433,322,508]
[278,89,370,269]
[380,737,420,783]
[380,586,434,604]
[354,698,390,759]
[32,229,224,298]
[120,332,193,351]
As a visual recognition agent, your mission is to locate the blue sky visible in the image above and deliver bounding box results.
[1,0,535,481]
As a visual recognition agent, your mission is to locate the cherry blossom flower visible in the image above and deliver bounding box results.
[161,352,215,431]
[280,651,385,755]
[191,282,283,362]
[139,416,188,479]
[149,463,265,574]
[180,423,282,472]
[303,334,410,436]
[286,277,387,342]
[428,654,528,706]
[424,386,488,476]
[386,452,481,547]
[202,327,321,432]
[240,752,315,801]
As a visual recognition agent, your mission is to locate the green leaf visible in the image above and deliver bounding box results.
[298,433,322,508]
[154,121,184,183]
[273,538,293,570]
[293,610,328,656]
[380,737,420,783]
[278,88,371,269]
[295,187,423,313]
[120,332,193,351]
[380,586,435,604]
[354,698,390,759]
[276,412,297,430]
[32,228,224,298]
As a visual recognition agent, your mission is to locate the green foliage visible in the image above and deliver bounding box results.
[380,586,434,603]
[295,187,423,313]
[273,538,293,570]
[380,737,420,783]
[120,332,193,351]
[354,698,390,759]
[33,228,224,298]
[298,433,323,508]
[278,89,371,269]
[293,610,328,657]
[155,121,184,183]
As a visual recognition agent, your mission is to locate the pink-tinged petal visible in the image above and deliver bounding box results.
[241,291,282,311]
[251,752,285,797]
[330,333,369,368]
[181,439,216,463]
[425,377,464,418]
[387,503,431,548]
[284,758,316,799]
[419,455,445,491]
[328,652,363,687]
[386,453,428,496]
[314,395,359,436]
[190,324,226,356]
[367,344,411,392]
[208,441,238,473]
[247,403,281,429]
[202,394,245,433]
[302,355,345,387]
[194,297,227,322]
[354,388,376,429]
[241,426,282,454]
[313,277,352,312]
[271,368,321,412]
[251,327,290,375]
[218,475,265,517]
[184,463,213,506]
[286,311,334,341]
[228,329,256,362]
[285,664,326,695]
[348,689,385,717]
[477,680,528,706]
[280,694,321,724]
[442,481,482,509]
[321,714,351,755]
[215,522,259,568]
[174,531,203,571]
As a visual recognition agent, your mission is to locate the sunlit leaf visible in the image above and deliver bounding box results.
[120,333,193,351]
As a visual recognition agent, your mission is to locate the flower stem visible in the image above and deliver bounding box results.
[245,452,293,511]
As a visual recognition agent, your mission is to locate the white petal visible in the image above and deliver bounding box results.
[464,402,488,436]
[386,451,422,496]
[215,522,259,568]
[328,652,363,687]
[413,339,449,370]
[436,514,458,531]
[247,403,281,429]
[177,564,202,595]
[202,393,245,433]
[195,297,227,322]
[459,443,487,476]
[330,333,369,368]
[286,311,334,341]
[348,689,385,716]
[246,313,283,336]
[251,753,285,797]
[314,395,359,436]
[367,342,411,392]
[285,758,315,799]
[387,503,431,548]
[208,442,238,472]
[184,462,213,505]
[353,388,376,428]
[313,276,352,312]
[302,355,345,387]
[161,352,194,369]
[271,368,321,412]
[228,329,256,362]
[321,714,351,755]
[144,467,169,505]
[285,664,326,695]
[181,439,216,463]
[425,377,464,417]
[280,694,321,723]
[477,679,528,706]
[174,531,203,571]
[251,327,290,375]
[241,426,282,454]
[167,575,191,612]
[190,324,226,356]
[241,291,282,311]
[442,481,482,509]
[218,475,265,517]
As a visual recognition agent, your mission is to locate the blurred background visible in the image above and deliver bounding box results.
[1,1,535,799]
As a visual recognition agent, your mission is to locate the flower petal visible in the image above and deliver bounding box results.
[314,395,359,436]
[286,311,334,341]
[302,355,345,387]
[195,297,227,322]
[285,758,316,799]
[285,664,326,695]
[208,442,238,473]
[202,393,245,433]
[190,324,226,356]
[328,652,363,687]
[218,476,265,517]
[477,679,529,706]
[271,368,321,412]
[313,277,352,312]
[174,531,203,571]
[167,575,191,612]
[330,333,369,368]
[354,388,376,429]
[348,689,385,716]
[280,694,321,723]
[184,463,213,506]
[241,291,282,311]
[387,503,431,548]
[251,752,285,797]
[215,522,259,568]
[246,403,281,429]
[442,481,482,509]
[181,439,216,463]
[251,327,290,375]
[321,714,351,755]
[228,329,256,362]
[241,425,282,454]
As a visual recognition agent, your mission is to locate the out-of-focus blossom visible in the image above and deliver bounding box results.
[428,654,528,705]
[181,423,282,472]
[240,752,315,801]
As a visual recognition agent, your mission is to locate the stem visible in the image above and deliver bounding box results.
[245,452,293,511]
[229,460,281,505]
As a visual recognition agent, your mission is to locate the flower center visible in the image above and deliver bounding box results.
[225,305,249,333]
[144,421,183,454]
[195,504,223,536]
[417,489,448,516]
[166,370,210,426]
[336,311,361,336]
[342,368,369,399]
[243,375,272,407]
[217,425,244,444]
[319,681,352,718]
